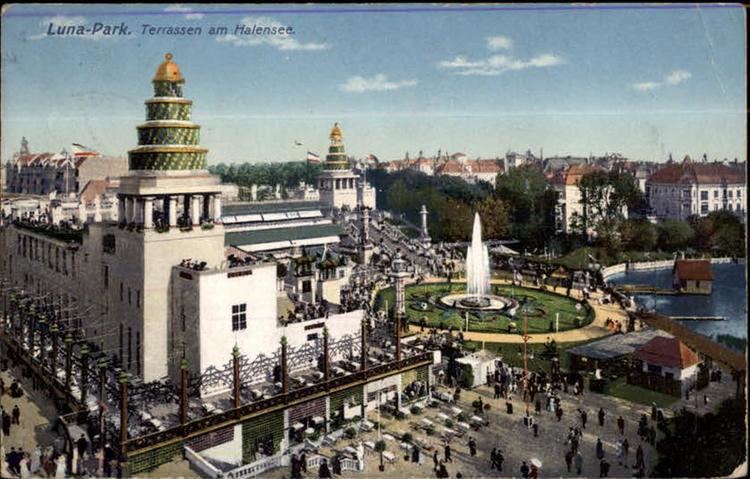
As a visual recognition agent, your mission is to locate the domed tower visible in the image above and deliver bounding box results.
[118,53,224,230]
[316,122,377,210]
[129,53,207,172]
[324,122,348,171]
[105,54,226,382]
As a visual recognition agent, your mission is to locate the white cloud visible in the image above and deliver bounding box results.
[340,74,418,93]
[29,15,126,41]
[664,70,691,85]
[164,5,205,20]
[438,52,565,76]
[487,35,513,51]
[633,82,661,91]
[633,70,692,91]
[215,16,329,51]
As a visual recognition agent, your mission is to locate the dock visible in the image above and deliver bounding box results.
[617,284,679,295]
[669,316,725,321]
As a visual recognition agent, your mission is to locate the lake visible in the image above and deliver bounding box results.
[607,262,747,341]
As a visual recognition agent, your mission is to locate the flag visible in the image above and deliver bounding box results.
[294,140,303,146]
[367,153,379,163]
[71,143,98,157]
[306,151,321,164]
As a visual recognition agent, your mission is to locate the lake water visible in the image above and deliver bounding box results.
[607,263,747,340]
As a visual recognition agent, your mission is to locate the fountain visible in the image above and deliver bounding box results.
[464,213,491,307]
[438,212,514,312]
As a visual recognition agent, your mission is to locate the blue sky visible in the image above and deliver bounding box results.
[1,4,746,164]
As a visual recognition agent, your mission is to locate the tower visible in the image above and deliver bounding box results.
[317,123,376,210]
[389,249,412,338]
[93,53,225,381]
[419,204,431,246]
[359,207,374,265]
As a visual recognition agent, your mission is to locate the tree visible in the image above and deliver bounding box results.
[620,219,658,251]
[657,220,695,251]
[474,196,510,240]
[374,439,387,472]
[577,170,642,242]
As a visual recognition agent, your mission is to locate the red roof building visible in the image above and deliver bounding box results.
[635,336,701,370]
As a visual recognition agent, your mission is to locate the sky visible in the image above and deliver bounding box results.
[1,3,747,164]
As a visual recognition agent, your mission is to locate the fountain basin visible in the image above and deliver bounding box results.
[440,293,514,311]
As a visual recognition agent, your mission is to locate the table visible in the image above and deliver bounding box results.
[382,451,396,463]
[442,427,456,436]
[292,422,305,431]
[344,446,357,456]
[364,441,375,450]
[437,413,449,421]
[382,434,395,441]
[304,428,315,436]
[439,392,453,402]
[450,407,462,416]
[457,422,471,431]
[470,415,483,423]
[312,416,325,426]
[251,389,263,399]
[421,418,434,427]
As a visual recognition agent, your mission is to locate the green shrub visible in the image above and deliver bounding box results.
[345,427,357,439]
[402,432,414,443]
[444,418,454,428]
[424,425,435,436]
[457,412,469,423]
[394,411,406,421]
[410,405,422,415]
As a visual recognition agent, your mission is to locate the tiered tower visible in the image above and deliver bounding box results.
[118,53,223,229]
[103,53,226,381]
[317,123,376,210]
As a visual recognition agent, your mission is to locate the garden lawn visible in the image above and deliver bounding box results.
[374,282,593,334]
[603,377,678,409]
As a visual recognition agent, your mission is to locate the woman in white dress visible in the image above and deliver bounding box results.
[55,454,67,479]
[30,447,42,475]
[19,455,31,479]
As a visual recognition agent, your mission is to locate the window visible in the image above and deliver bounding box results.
[647,364,662,374]
[128,288,132,305]
[701,204,709,214]
[302,280,312,293]
[136,290,141,309]
[120,282,124,301]
[103,265,109,289]
[700,191,708,201]
[728,190,733,198]
[713,190,718,198]
[128,327,132,369]
[737,189,742,197]
[307,333,319,341]
[232,304,247,331]
[136,331,141,376]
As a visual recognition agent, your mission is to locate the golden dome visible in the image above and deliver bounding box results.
[329,122,343,141]
[153,53,183,82]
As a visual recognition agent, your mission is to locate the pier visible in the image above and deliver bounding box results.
[669,315,725,321]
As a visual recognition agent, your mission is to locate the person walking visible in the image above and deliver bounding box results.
[598,407,605,427]
[532,422,539,437]
[12,404,20,425]
[76,434,88,459]
[623,438,630,463]
[433,450,440,471]
[574,451,583,476]
[580,409,588,429]
[468,437,477,457]
[496,450,504,472]
[635,444,644,469]
[565,450,573,472]
[291,454,302,479]
[650,402,657,421]
[520,461,530,479]
[595,438,604,460]
[556,405,563,422]
[617,415,625,435]
[445,443,453,463]
[599,459,610,478]
[318,458,332,478]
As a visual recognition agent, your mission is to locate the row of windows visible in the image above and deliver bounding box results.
[653,186,743,199]
[119,281,141,308]
[17,234,76,278]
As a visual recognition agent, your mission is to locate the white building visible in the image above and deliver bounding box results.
[647,157,746,221]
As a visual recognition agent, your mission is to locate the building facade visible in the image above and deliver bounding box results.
[647,158,746,221]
